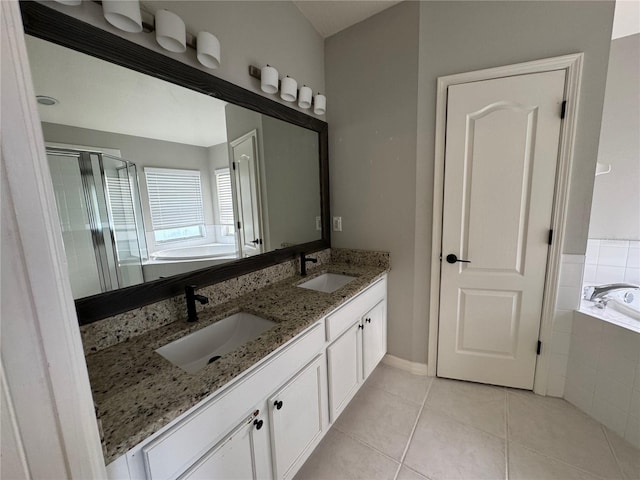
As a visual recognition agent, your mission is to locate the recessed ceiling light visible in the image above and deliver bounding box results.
[36,95,59,106]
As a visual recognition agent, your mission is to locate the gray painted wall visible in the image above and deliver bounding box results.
[589,34,640,240]
[326,2,420,364]
[262,116,321,249]
[326,1,614,364]
[41,0,325,117]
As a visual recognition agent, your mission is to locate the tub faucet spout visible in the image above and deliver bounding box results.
[186,285,209,322]
[585,283,639,302]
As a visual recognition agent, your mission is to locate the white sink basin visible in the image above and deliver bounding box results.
[297,273,356,293]
[156,312,276,374]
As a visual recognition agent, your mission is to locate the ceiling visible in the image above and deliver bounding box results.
[612,0,640,39]
[293,0,402,38]
[26,35,228,148]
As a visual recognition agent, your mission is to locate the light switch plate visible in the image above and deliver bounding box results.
[333,216,342,232]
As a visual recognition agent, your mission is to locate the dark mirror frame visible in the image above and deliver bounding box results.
[20,1,330,325]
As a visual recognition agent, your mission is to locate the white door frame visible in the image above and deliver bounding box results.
[1,1,107,477]
[427,53,584,395]
[229,129,267,256]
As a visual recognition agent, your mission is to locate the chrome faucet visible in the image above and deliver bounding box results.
[584,283,639,302]
[185,285,209,322]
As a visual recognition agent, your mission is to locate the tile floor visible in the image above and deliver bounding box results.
[294,364,640,480]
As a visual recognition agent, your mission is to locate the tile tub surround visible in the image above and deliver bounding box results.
[584,238,640,285]
[80,248,332,354]
[565,311,640,449]
[86,260,388,463]
[546,254,585,397]
[296,364,639,480]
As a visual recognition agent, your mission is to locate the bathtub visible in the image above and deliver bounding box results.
[578,285,640,333]
[151,243,237,261]
[567,286,640,448]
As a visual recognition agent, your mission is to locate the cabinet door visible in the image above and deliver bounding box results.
[362,300,387,379]
[327,321,362,422]
[178,411,271,480]
[269,355,326,480]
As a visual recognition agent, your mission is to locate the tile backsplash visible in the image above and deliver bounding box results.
[584,239,640,285]
[79,248,390,355]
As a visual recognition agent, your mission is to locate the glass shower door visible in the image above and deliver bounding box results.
[46,147,146,299]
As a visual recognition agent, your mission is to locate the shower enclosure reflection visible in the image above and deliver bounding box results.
[47,147,147,297]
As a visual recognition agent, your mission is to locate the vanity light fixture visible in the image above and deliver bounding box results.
[196,31,221,69]
[595,162,612,176]
[313,94,326,116]
[280,76,298,102]
[298,85,312,109]
[155,9,187,53]
[102,0,143,33]
[249,65,326,115]
[260,65,279,94]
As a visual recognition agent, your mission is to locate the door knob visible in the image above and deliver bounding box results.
[253,419,263,430]
[446,254,471,264]
[274,400,283,410]
[250,239,259,244]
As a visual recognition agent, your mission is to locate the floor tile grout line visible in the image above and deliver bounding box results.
[509,438,617,479]
[504,388,510,480]
[331,424,402,466]
[600,424,627,479]
[366,381,430,407]
[392,377,434,480]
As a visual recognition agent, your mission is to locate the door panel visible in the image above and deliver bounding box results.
[232,132,264,257]
[327,322,361,422]
[362,300,387,379]
[438,70,566,389]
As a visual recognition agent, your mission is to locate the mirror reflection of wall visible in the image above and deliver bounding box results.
[26,34,322,300]
[584,33,640,288]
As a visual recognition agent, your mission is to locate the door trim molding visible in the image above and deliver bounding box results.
[427,53,584,395]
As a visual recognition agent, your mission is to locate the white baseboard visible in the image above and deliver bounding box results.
[382,354,429,376]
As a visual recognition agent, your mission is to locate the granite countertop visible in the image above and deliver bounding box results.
[87,262,388,463]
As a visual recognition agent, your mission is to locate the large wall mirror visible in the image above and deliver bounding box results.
[21,2,329,324]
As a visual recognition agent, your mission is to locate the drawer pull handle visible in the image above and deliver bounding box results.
[274,400,283,410]
[253,419,264,430]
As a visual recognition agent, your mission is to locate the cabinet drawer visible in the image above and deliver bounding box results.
[142,322,324,480]
[326,276,386,342]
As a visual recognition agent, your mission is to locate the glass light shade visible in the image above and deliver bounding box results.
[197,32,220,69]
[314,94,326,115]
[298,86,312,109]
[155,10,186,53]
[280,76,297,102]
[261,65,279,94]
[103,0,143,33]
[53,0,82,5]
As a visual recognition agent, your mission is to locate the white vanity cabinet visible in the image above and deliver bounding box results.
[107,273,388,480]
[325,276,387,421]
[268,354,327,480]
[177,410,270,480]
[121,322,326,480]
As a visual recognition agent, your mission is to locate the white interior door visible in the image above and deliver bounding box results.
[231,131,264,257]
[437,70,566,389]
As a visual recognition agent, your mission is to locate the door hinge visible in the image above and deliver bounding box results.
[560,100,567,119]
[548,229,553,245]
[237,221,241,230]
[232,161,236,170]
[536,341,542,355]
